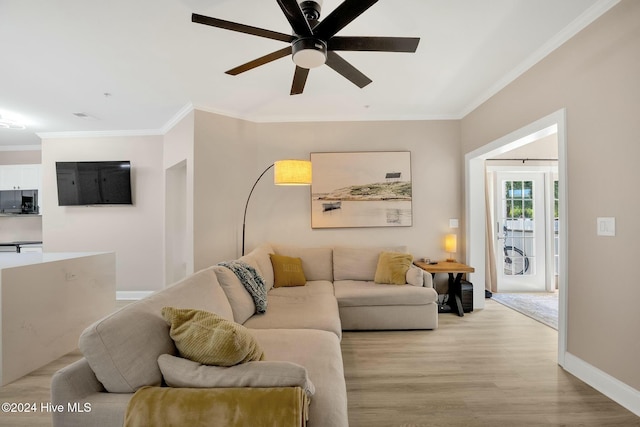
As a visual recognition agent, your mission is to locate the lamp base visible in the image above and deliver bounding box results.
[446,258,457,263]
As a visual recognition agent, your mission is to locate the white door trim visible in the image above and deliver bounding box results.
[464,108,568,366]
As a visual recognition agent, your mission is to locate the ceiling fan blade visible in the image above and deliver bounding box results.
[328,36,420,52]
[226,47,293,75]
[314,0,378,39]
[325,51,372,88]
[192,13,294,43]
[290,66,310,95]
[276,0,313,37]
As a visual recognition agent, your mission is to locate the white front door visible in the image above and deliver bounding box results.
[495,172,546,292]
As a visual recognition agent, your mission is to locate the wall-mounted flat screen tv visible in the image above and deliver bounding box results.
[56,161,133,206]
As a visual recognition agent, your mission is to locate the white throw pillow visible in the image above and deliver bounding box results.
[405,265,424,287]
[158,354,315,398]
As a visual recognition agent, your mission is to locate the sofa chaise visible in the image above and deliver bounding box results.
[51,244,438,427]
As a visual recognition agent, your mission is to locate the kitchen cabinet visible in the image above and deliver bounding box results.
[0,167,20,190]
[0,165,41,190]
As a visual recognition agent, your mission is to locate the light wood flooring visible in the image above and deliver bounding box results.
[1,299,638,426]
[342,300,639,426]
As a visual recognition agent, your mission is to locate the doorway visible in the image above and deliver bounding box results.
[165,160,188,286]
[494,171,546,292]
[465,109,568,366]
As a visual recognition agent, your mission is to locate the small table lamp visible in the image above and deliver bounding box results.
[445,234,457,262]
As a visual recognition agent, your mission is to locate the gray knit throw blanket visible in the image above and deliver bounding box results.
[217,260,267,314]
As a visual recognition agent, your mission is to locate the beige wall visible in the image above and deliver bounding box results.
[164,111,195,283]
[0,150,41,165]
[164,111,195,170]
[41,136,165,292]
[194,111,258,269]
[193,109,462,271]
[461,0,640,390]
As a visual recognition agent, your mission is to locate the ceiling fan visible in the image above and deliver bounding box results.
[192,0,420,95]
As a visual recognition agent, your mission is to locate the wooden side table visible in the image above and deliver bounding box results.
[414,261,475,317]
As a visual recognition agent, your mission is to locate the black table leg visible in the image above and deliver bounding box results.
[448,272,464,317]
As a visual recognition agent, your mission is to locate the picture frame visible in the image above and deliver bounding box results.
[310,151,412,229]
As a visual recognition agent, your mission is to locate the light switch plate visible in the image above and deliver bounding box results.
[449,218,459,229]
[597,217,615,236]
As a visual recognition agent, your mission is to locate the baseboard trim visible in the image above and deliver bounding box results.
[564,352,640,417]
[116,291,154,300]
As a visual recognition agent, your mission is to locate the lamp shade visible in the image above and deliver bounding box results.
[274,160,312,185]
[445,234,457,254]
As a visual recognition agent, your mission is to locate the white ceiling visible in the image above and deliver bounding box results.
[0,0,617,148]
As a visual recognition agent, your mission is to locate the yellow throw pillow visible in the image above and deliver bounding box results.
[270,254,307,287]
[161,307,264,366]
[374,251,414,285]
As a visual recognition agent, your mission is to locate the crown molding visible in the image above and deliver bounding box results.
[458,0,621,119]
[37,128,164,140]
[193,103,459,124]
[247,112,460,123]
[159,103,195,133]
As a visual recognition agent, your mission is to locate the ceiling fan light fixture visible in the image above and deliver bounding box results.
[292,37,327,69]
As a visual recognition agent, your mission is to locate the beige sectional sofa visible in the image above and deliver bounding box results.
[51,244,438,427]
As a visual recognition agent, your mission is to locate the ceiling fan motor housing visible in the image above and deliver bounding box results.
[298,0,322,21]
[292,37,327,68]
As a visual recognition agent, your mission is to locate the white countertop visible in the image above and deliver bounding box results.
[0,252,111,269]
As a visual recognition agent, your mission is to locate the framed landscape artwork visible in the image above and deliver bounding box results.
[310,151,412,229]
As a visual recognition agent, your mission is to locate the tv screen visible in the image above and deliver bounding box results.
[56,161,133,206]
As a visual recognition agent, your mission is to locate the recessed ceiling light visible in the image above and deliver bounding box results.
[73,112,98,120]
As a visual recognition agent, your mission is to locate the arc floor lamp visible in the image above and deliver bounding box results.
[242,159,312,255]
